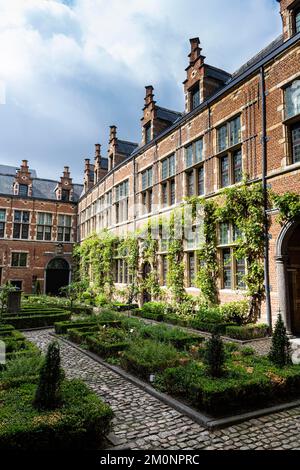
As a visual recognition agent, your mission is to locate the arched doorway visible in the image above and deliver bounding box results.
[276,220,300,335]
[45,258,70,296]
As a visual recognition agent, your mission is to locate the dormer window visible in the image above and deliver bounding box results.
[19,184,28,197]
[61,189,70,202]
[190,83,200,110]
[145,123,152,144]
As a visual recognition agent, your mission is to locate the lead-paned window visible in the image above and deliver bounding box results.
[37,212,52,241]
[285,80,300,119]
[13,210,29,239]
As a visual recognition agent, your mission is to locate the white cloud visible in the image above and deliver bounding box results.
[0,0,282,181]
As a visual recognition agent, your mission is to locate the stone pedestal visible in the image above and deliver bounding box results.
[7,290,22,315]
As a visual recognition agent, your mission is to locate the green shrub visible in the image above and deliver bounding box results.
[142,302,169,319]
[189,319,232,334]
[204,333,225,378]
[0,380,113,450]
[225,324,269,340]
[219,301,249,326]
[112,303,138,312]
[140,324,203,349]
[121,340,180,380]
[4,313,71,329]
[85,334,129,358]
[34,342,64,410]
[240,346,255,357]
[0,355,43,388]
[269,315,292,368]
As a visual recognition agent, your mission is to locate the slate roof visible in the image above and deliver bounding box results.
[232,35,284,79]
[0,164,37,178]
[0,166,83,203]
[156,106,182,124]
[117,140,139,157]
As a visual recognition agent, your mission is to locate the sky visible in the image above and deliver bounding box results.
[0,0,281,184]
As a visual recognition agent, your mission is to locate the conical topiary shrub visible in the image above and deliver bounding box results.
[269,314,292,368]
[34,341,64,410]
[204,332,225,378]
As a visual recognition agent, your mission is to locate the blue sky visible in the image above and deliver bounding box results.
[0,0,281,183]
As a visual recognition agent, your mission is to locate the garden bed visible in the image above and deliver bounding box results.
[56,314,300,418]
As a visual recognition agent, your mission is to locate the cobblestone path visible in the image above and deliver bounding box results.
[25,329,300,450]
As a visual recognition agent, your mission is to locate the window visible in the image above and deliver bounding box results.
[291,123,300,163]
[19,184,28,197]
[161,154,175,181]
[218,223,246,290]
[61,189,70,202]
[11,252,27,267]
[13,211,29,239]
[37,212,52,240]
[57,215,72,242]
[161,155,176,207]
[217,116,241,153]
[186,165,205,197]
[115,259,129,284]
[187,252,195,287]
[220,149,243,188]
[186,171,194,197]
[285,80,300,119]
[141,167,153,191]
[115,180,129,223]
[295,9,300,33]
[185,139,203,168]
[161,255,168,286]
[0,209,6,238]
[145,123,152,144]
[141,189,153,215]
[190,83,200,110]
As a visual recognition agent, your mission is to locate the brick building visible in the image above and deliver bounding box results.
[0,161,83,294]
[77,0,300,333]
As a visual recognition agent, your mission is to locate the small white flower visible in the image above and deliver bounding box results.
[130,329,134,333]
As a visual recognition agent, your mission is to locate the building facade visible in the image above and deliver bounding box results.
[0,161,83,294]
[77,0,300,333]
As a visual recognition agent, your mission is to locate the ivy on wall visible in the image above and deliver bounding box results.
[272,192,300,224]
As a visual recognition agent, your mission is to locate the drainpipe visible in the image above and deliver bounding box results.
[260,66,272,331]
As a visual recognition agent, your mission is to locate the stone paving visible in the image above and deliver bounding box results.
[25,329,300,450]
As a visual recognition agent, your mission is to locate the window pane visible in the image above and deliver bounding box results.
[195,139,203,162]
[230,116,241,146]
[20,253,27,267]
[191,85,200,110]
[220,223,230,245]
[218,125,227,152]
[292,123,300,163]
[12,253,18,266]
[285,80,300,119]
[13,224,20,239]
[0,222,4,237]
[64,227,71,242]
[22,212,29,223]
[221,155,229,187]
[222,248,232,289]
[162,183,168,206]
[162,256,168,285]
[236,258,246,289]
[187,171,194,197]
[21,224,29,239]
[188,253,195,287]
[149,190,153,213]
[186,145,193,168]
[14,211,21,222]
[37,213,44,225]
[233,149,242,183]
[142,172,147,191]
[169,155,175,177]
[45,214,52,225]
[296,11,300,33]
[0,210,5,221]
[197,166,205,195]
[162,159,168,180]
[19,184,28,197]
[170,179,176,205]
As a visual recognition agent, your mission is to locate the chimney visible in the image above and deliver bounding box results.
[144,85,155,108]
[109,125,117,144]
[189,37,202,65]
[94,143,108,183]
[84,158,95,192]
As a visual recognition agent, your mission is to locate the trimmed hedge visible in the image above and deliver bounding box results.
[189,320,235,334]
[140,324,203,349]
[157,359,300,414]
[4,312,71,330]
[0,379,113,450]
[112,303,139,312]
[225,324,270,340]
[85,335,129,358]
[55,319,122,335]
[121,340,181,380]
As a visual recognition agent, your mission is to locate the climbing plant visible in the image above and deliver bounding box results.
[167,211,186,303]
[272,192,300,224]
